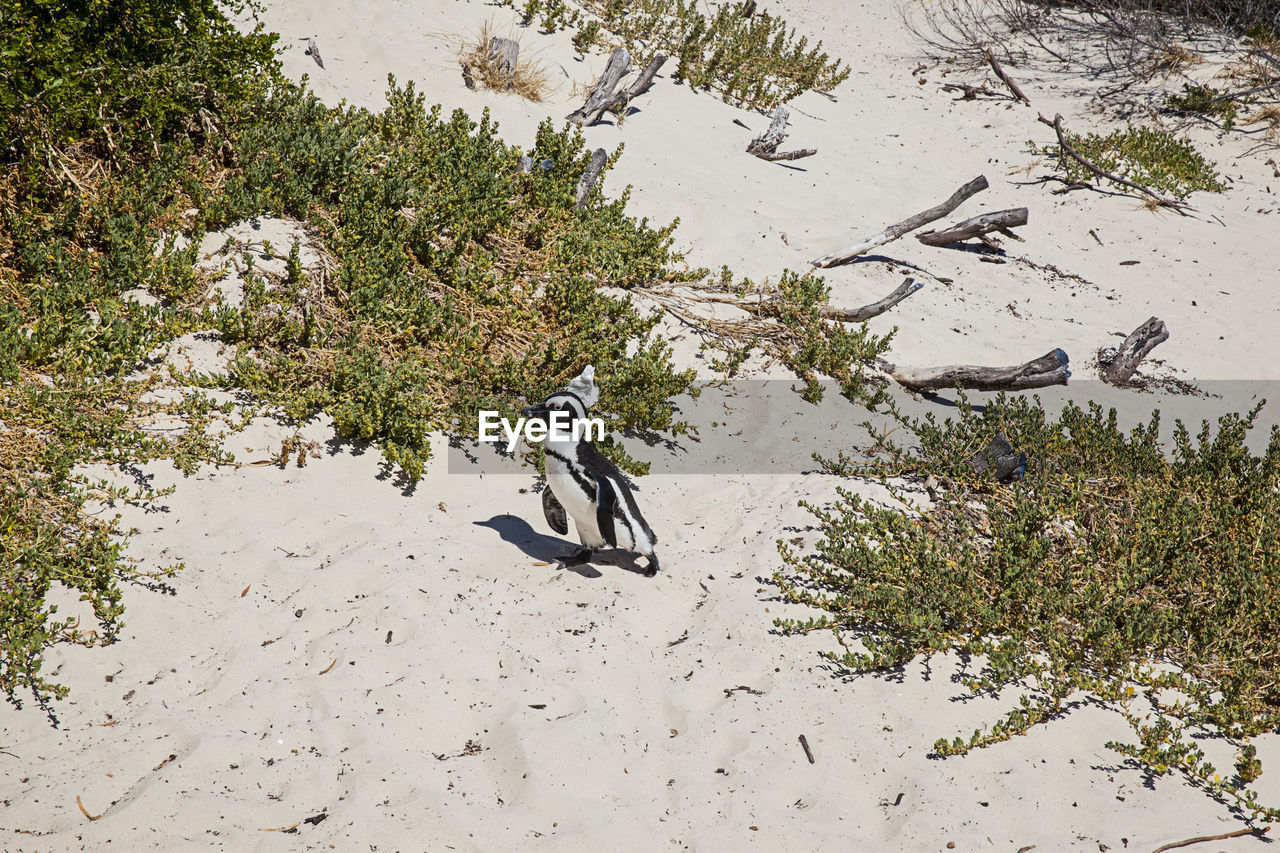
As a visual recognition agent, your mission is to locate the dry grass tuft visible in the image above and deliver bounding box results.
[458,22,551,102]
[1242,103,1280,137]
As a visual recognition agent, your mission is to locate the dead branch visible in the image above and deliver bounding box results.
[702,277,923,323]
[306,38,324,70]
[1098,316,1167,385]
[985,48,1029,103]
[1152,826,1268,853]
[1037,114,1192,214]
[880,348,1070,392]
[567,51,667,126]
[568,48,632,125]
[917,208,1028,247]
[490,37,520,80]
[941,82,1000,100]
[811,175,989,268]
[574,148,609,209]
[747,107,817,162]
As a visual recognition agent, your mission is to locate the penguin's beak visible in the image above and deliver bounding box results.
[521,402,548,419]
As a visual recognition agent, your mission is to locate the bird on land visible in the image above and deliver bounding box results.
[521,370,660,577]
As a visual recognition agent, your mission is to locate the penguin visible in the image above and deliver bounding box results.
[521,389,660,577]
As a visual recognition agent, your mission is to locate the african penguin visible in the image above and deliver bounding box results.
[521,390,660,577]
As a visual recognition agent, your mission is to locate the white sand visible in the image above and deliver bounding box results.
[4,1,1279,849]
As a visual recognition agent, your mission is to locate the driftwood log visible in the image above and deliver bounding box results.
[574,148,609,209]
[567,50,667,126]
[881,348,1070,392]
[985,49,1030,104]
[1098,316,1168,385]
[812,175,989,268]
[917,208,1028,248]
[746,107,816,162]
[490,37,520,79]
[1038,114,1191,214]
[968,431,1027,482]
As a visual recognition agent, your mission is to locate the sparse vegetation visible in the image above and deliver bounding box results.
[775,393,1280,820]
[459,23,551,101]
[504,0,849,110]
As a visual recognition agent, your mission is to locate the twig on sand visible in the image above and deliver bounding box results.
[985,48,1029,104]
[1151,825,1268,853]
[812,175,989,267]
[747,107,817,162]
[798,734,815,764]
[76,795,101,821]
[1037,114,1192,214]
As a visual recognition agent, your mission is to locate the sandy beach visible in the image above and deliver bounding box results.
[4,0,1280,850]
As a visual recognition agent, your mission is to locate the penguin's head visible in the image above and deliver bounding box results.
[521,391,589,424]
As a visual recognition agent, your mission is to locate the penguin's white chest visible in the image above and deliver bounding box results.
[545,449,609,548]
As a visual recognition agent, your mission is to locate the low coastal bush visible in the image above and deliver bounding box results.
[1035,124,1226,198]
[2,3,698,701]
[504,0,849,110]
[775,393,1280,819]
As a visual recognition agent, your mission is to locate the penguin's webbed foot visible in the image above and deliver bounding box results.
[642,554,660,578]
[560,548,594,567]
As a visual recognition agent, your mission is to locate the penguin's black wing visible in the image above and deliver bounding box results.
[594,476,618,548]
[542,487,569,535]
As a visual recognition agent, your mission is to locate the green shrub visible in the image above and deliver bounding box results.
[1165,83,1240,128]
[505,0,849,110]
[775,393,1280,819]
[1037,124,1226,197]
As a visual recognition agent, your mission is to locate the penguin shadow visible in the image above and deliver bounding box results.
[474,515,650,578]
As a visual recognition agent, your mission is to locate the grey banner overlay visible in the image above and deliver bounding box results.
[448,380,1280,475]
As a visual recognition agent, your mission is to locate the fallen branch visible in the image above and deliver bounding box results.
[1037,114,1192,214]
[490,37,519,79]
[1152,826,1268,853]
[567,50,667,126]
[881,348,1070,392]
[917,208,1028,247]
[747,107,816,162]
[941,82,1000,100]
[812,175,989,268]
[985,49,1029,104]
[708,277,922,322]
[575,148,609,209]
[1098,316,1167,385]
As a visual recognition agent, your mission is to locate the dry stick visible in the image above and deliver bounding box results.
[1098,316,1167,385]
[747,106,817,162]
[1037,114,1192,214]
[880,348,1070,392]
[574,148,609,209]
[719,277,923,322]
[811,175,989,268]
[798,734,816,764]
[917,208,1028,247]
[1151,825,1268,853]
[985,49,1030,104]
[941,82,999,100]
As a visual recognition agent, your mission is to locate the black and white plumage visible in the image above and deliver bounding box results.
[522,389,660,577]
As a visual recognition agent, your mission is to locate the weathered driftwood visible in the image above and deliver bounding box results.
[746,107,816,162]
[985,49,1029,104]
[819,277,922,321]
[968,431,1027,482]
[575,148,609,209]
[306,38,324,69]
[568,48,633,124]
[490,37,520,80]
[1098,316,1167,385]
[1038,114,1191,214]
[941,82,999,100]
[882,348,1070,392]
[916,208,1028,248]
[811,175,989,268]
[567,50,667,126]
[724,277,923,323]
